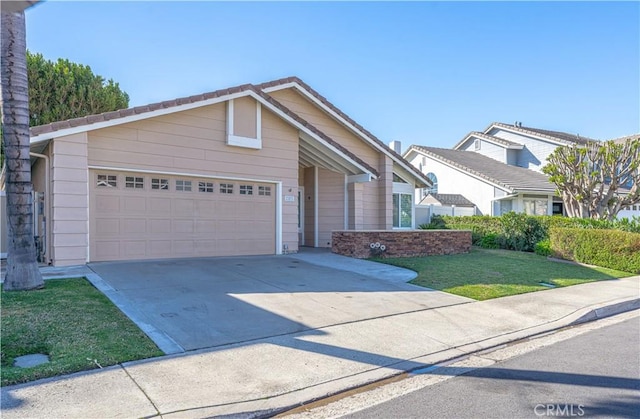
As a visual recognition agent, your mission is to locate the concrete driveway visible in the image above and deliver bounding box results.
[88,251,471,352]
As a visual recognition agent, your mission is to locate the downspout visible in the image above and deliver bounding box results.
[29,152,51,265]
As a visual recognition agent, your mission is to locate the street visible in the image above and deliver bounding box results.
[283,312,640,419]
[344,316,640,419]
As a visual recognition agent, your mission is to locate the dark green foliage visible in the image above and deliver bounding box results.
[534,239,552,256]
[420,214,448,229]
[27,51,129,127]
[420,213,640,256]
[549,228,640,274]
[478,233,500,249]
[497,212,547,252]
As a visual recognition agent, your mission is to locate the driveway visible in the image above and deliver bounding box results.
[88,252,471,352]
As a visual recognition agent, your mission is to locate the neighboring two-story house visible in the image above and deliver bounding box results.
[404,122,623,217]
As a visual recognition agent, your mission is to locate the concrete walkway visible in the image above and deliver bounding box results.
[1,255,638,418]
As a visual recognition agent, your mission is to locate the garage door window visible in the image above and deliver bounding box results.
[240,185,253,195]
[125,176,144,189]
[220,183,233,194]
[258,186,271,196]
[176,180,192,192]
[199,181,214,193]
[151,178,169,190]
[97,174,117,188]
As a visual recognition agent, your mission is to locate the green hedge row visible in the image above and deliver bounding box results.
[420,213,640,253]
[550,228,640,274]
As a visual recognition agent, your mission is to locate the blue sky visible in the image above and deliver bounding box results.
[26,1,639,150]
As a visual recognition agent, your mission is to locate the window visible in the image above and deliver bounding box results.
[474,139,481,150]
[393,173,408,183]
[199,181,214,193]
[239,185,253,195]
[97,174,117,188]
[220,183,233,194]
[426,172,438,194]
[393,193,412,228]
[500,200,513,215]
[523,198,548,216]
[151,178,169,190]
[125,176,144,189]
[258,186,271,196]
[176,180,192,192]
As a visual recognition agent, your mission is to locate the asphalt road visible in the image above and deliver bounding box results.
[344,317,640,419]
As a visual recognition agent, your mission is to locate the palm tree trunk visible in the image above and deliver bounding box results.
[1,10,44,290]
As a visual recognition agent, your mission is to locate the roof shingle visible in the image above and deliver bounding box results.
[411,146,556,193]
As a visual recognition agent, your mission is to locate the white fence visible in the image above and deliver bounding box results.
[415,204,477,227]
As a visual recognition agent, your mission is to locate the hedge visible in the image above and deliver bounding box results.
[421,214,640,252]
[549,228,640,274]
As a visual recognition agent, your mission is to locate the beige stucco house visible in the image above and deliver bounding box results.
[3,77,430,266]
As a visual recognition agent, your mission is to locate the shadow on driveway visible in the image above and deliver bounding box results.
[88,254,470,351]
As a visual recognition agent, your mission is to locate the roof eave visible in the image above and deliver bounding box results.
[260,78,432,187]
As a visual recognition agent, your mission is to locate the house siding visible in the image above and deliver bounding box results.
[267,88,380,169]
[409,153,498,215]
[51,132,89,266]
[86,101,300,256]
[270,87,395,231]
[488,128,559,171]
[317,168,345,247]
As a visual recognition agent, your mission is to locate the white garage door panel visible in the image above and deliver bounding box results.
[90,170,276,262]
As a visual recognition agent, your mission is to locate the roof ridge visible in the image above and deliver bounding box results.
[489,122,596,145]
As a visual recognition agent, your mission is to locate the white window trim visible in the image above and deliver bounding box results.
[226,99,262,149]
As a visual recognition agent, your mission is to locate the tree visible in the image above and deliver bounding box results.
[1,8,44,290]
[542,138,640,221]
[27,51,129,126]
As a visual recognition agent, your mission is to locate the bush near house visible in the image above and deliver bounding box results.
[549,228,640,274]
[422,214,640,252]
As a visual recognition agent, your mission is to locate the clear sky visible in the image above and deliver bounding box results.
[25,1,639,150]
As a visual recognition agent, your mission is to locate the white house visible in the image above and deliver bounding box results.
[404,145,560,216]
[405,122,639,219]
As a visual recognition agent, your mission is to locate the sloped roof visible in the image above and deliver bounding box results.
[409,146,556,193]
[453,131,523,150]
[609,133,640,144]
[421,193,475,207]
[29,76,431,186]
[487,122,595,145]
[257,76,431,186]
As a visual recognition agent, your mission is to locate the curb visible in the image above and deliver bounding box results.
[570,298,640,325]
[267,297,640,418]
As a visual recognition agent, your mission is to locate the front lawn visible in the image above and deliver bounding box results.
[1,277,163,386]
[379,248,633,301]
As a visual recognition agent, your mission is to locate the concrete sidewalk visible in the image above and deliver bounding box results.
[1,273,638,418]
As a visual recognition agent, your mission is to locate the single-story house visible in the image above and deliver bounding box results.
[404,145,561,216]
[2,77,431,265]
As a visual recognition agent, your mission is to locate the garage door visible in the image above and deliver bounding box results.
[89,170,276,261]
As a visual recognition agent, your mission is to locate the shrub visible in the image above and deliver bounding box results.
[498,212,546,252]
[420,215,448,230]
[479,233,500,249]
[534,239,551,256]
[550,228,640,273]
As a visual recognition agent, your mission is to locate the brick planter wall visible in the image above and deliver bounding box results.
[331,230,472,259]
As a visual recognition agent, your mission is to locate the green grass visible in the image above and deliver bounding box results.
[1,277,163,386]
[378,248,633,301]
